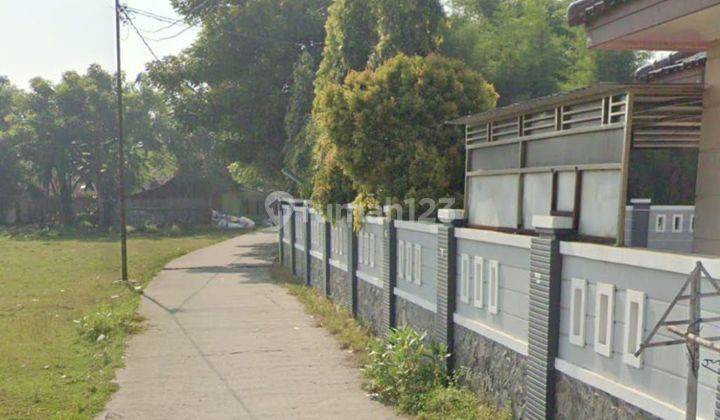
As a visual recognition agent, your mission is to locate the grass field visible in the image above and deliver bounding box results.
[0,227,238,419]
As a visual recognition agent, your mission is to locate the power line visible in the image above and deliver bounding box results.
[120,6,161,61]
[123,2,324,49]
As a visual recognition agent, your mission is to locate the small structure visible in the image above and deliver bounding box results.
[128,177,213,226]
[449,83,703,246]
[567,0,720,254]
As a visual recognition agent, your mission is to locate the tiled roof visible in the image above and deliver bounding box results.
[568,0,636,26]
[635,52,707,82]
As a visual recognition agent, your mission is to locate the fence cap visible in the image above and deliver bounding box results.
[438,209,465,223]
[533,215,573,230]
[631,198,652,205]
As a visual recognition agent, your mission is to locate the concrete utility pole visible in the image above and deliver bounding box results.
[115,0,129,282]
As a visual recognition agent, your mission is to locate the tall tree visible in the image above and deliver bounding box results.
[315,54,496,212]
[0,77,24,214]
[311,0,447,210]
[150,0,331,190]
[284,51,318,196]
[370,0,446,65]
[443,0,647,105]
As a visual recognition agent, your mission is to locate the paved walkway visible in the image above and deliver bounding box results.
[101,228,396,420]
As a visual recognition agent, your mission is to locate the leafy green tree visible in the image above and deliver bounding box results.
[0,77,24,213]
[443,0,647,105]
[314,54,497,210]
[370,0,446,66]
[312,0,448,210]
[316,0,378,88]
[151,0,331,189]
[284,51,318,196]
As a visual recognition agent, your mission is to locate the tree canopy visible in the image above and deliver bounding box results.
[314,54,497,209]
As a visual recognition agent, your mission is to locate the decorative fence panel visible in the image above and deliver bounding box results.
[278,199,720,419]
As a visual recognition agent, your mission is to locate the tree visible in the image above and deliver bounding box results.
[443,0,648,105]
[311,0,448,210]
[370,0,446,66]
[0,77,24,213]
[314,54,497,210]
[150,0,331,189]
[284,51,318,196]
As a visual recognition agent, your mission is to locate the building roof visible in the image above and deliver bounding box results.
[447,82,703,126]
[568,0,637,26]
[635,52,707,82]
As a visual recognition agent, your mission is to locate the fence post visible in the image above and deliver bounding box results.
[347,208,359,316]
[304,203,312,286]
[323,217,331,298]
[381,213,397,337]
[434,209,464,369]
[289,204,296,277]
[526,215,574,420]
[629,198,651,248]
[278,202,284,266]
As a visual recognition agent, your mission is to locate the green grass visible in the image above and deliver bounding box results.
[272,267,511,420]
[0,227,238,419]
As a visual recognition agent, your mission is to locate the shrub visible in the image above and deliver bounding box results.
[417,386,510,420]
[363,327,448,413]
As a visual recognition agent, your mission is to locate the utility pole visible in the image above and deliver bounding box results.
[115,0,129,282]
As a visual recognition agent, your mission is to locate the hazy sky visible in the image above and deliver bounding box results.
[0,1,199,89]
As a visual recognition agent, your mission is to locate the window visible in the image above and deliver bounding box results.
[569,278,587,347]
[690,215,695,233]
[413,244,422,285]
[672,214,683,233]
[398,240,405,279]
[460,254,470,303]
[472,256,484,308]
[369,234,375,267]
[488,260,500,315]
[623,290,645,368]
[655,214,666,233]
[594,282,615,357]
[405,241,413,282]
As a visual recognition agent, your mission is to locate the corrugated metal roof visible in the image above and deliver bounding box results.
[447,83,703,126]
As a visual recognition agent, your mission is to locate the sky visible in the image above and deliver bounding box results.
[0,0,199,90]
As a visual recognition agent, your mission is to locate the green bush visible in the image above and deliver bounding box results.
[363,327,448,413]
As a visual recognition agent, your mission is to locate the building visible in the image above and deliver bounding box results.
[567,0,720,254]
[448,83,703,248]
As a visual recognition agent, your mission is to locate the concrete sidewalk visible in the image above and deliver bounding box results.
[101,228,397,420]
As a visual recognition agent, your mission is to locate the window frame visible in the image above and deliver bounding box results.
[690,214,695,233]
[488,260,500,315]
[472,256,484,308]
[405,241,413,283]
[622,289,646,368]
[594,282,615,358]
[655,214,666,233]
[569,278,587,347]
[460,254,470,304]
[672,214,683,233]
[413,244,422,285]
[398,240,405,280]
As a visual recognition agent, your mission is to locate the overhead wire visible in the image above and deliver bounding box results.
[119,5,161,61]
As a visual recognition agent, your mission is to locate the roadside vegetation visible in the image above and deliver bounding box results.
[0,227,237,419]
[274,267,510,419]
